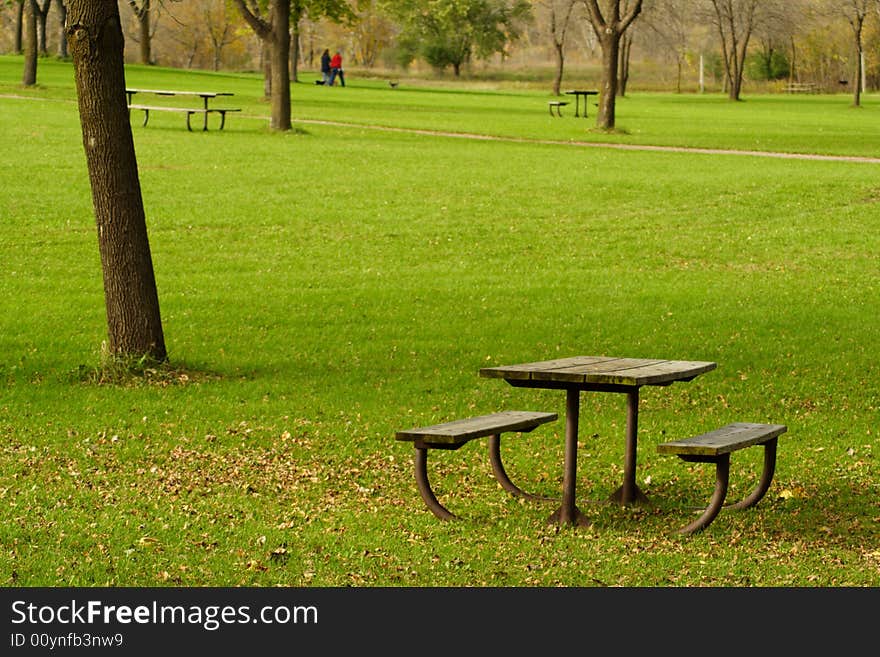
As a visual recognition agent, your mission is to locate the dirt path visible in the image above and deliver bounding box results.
[5,93,878,164]
[298,118,880,164]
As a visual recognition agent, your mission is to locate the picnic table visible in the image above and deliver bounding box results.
[480,356,717,526]
[125,88,239,131]
[564,89,599,117]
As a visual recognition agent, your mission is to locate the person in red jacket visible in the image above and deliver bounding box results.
[328,51,345,87]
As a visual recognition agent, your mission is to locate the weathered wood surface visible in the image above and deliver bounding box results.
[128,104,209,113]
[480,356,717,387]
[126,89,234,98]
[657,422,787,457]
[396,410,557,446]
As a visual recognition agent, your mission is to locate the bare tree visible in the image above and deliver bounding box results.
[57,0,68,58]
[35,0,51,55]
[582,0,644,130]
[642,0,692,93]
[838,0,875,106]
[234,0,291,131]
[348,0,395,68]
[204,0,239,72]
[537,0,579,96]
[66,0,167,362]
[707,0,761,101]
[127,0,153,64]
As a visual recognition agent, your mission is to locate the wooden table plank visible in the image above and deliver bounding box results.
[480,357,716,387]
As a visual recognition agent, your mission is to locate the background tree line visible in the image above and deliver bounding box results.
[5,0,880,96]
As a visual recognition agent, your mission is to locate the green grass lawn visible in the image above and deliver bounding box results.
[1,56,878,586]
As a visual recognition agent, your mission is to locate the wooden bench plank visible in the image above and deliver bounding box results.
[548,101,569,117]
[397,410,558,520]
[657,422,787,456]
[128,104,207,113]
[396,410,557,445]
[657,422,787,534]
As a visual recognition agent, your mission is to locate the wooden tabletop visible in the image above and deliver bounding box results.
[480,356,717,388]
[126,89,233,98]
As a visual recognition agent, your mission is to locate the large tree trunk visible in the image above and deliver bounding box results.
[66,0,166,361]
[270,0,291,130]
[585,0,643,131]
[597,34,619,129]
[22,0,37,86]
[234,0,291,130]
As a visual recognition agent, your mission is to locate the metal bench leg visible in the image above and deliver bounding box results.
[186,111,194,132]
[488,434,555,502]
[142,109,149,127]
[413,447,456,521]
[679,454,730,535]
[219,111,227,130]
[728,438,778,510]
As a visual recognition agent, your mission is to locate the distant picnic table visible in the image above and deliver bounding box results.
[125,88,240,131]
[564,89,599,117]
[783,82,819,94]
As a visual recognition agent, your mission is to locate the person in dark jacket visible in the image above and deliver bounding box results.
[320,49,331,86]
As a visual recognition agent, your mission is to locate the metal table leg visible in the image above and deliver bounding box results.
[548,388,591,526]
[609,388,650,505]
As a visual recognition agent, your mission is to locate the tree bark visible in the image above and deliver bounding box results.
[126,0,152,65]
[22,0,37,86]
[584,0,643,130]
[138,0,151,64]
[269,0,291,129]
[57,0,68,58]
[234,0,291,130]
[597,31,619,128]
[15,0,24,54]
[290,21,300,83]
[618,31,631,96]
[552,41,564,96]
[66,0,167,361]
[36,0,51,55]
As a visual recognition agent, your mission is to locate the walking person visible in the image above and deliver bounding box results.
[328,51,345,87]
[320,49,331,86]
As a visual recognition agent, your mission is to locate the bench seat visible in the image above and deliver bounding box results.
[548,101,569,117]
[658,422,787,534]
[127,104,241,131]
[396,411,557,520]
